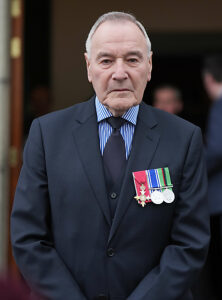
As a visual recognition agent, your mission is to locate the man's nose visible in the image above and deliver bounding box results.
[112,61,128,81]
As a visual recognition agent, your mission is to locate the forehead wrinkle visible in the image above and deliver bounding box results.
[91,21,148,54]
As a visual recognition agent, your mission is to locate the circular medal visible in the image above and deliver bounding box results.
[151,191,164,204]
[163,189,175,203]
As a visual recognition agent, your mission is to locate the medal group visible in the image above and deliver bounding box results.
[133,168,175,207]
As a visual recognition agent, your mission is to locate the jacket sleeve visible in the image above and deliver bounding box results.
[127,126,210,300]
[10,119,87,300]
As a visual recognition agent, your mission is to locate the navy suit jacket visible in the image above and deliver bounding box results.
[11,97,210,300]
[205,97,222,215]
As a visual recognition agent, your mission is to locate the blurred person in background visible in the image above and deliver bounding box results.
[24,85,52,138]
[152,84,184,116]
[200,54,222,300]
[29,85,51,118]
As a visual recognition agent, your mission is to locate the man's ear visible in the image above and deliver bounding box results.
[147,51,153,82]
[84,53,92,83]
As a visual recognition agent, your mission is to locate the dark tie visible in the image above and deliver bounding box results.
[103,117,126,188]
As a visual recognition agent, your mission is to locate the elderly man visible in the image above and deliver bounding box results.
[11,12,209,300]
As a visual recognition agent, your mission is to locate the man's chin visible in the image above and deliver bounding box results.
[111,90,132,98]
[104,99,137,116]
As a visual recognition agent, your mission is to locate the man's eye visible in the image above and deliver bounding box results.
[101,59,112,64]
[128,58,138,63]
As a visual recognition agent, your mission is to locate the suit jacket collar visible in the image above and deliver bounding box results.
[74,97,157,128]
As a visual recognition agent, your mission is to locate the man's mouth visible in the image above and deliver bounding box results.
[108,89,132,93]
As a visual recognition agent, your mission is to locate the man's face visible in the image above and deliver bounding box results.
[85,21,152,116]
[153,88,183,115]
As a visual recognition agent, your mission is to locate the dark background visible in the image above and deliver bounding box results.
[24,0,222,135]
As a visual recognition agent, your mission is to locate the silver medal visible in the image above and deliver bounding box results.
[163,189,175,203]
[151,191,164,204]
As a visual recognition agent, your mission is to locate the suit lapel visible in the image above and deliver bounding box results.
[72,97,112,226]
[108,103,160,243]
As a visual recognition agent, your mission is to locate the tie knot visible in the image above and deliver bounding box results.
[107,117,126,130]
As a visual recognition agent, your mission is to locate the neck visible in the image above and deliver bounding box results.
[107,108,126,117]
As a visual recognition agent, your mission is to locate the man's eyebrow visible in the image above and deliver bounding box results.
[96,52,113,60]
[96,51,144,60]
[126,51,143,59]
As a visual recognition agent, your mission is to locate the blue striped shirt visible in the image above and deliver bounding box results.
[95,97,139,159]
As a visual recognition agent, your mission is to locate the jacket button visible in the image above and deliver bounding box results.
[110,192,117,199]
[107,248,115,257]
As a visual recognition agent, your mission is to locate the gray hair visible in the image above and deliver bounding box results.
[85,11,151,58]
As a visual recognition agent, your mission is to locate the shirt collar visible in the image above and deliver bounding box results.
[95,96,139,125]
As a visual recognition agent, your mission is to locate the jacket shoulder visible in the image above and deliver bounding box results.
[141,102,199,134]
[40,98,94,123]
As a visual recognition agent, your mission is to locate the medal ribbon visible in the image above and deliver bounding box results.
[164,167,173,191]
[156,167,173,191]
[146,169,161,192]
[157,168,166,191]
[133,170,151,199]
[133,168,173,200]
[146,168,173,191]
